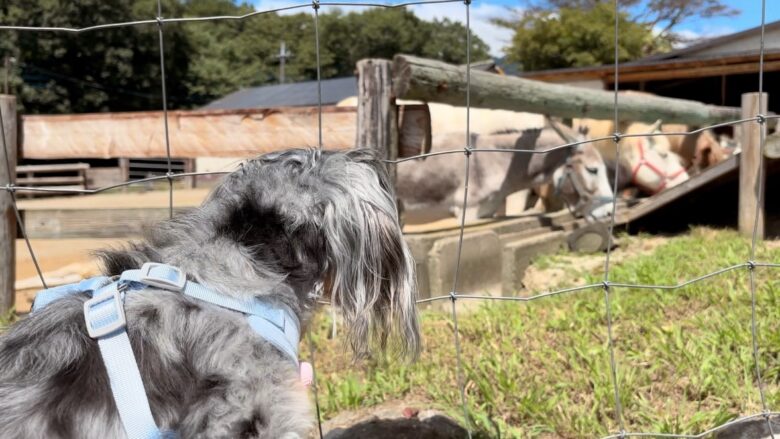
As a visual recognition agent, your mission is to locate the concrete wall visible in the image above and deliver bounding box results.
[406,213,574,306]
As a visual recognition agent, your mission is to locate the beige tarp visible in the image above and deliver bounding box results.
[21,105,430,160]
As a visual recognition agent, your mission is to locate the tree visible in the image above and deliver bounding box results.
[496,0,738,71]
[1,0,196,113]
[1,2,491,113]
[530,0,738,46]
[496,4,652,71]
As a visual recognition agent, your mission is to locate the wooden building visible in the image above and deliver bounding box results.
[520,21,780,115]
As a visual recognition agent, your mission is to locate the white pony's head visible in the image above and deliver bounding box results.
[623,120,688,194]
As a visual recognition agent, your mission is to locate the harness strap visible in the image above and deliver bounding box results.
[118,263,300,362]
[32,276,111,312]
[84,284,166,439]
[33,262,302,439]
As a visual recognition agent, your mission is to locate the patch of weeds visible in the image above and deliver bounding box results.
[309,228,780,437]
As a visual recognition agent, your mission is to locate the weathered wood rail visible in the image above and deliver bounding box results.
[392,54,742,126]
[16,163,90,197]
[0,95,16,314]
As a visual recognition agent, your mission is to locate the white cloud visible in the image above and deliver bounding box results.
[654,23,735,48]
[410,3,515,56]
[252,0,516,56]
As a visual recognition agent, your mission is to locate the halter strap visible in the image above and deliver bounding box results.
[629,139,686,194]
[555,162,612,220]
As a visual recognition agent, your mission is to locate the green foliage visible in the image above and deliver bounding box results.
[0,1,490,114]
[0,308,16,328]
[308,228,780,437]
[496,3,657,71]
[496,0,738,71]
[1,0,195,113]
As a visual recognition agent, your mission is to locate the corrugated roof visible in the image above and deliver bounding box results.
[202,76,357,110]
[519,20,780,80]
[520,48,780,80]
[639,20,780,62]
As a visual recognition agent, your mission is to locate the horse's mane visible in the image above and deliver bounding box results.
[490,128,521,135]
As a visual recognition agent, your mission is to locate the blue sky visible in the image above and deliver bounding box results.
[677,0,780,39]
[252,0,780,56]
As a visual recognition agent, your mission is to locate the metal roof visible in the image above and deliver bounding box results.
[519,20,780,81]
[639,20,780,62]
[202,76,357,110]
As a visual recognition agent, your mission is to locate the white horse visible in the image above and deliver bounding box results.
[574,118,689,194]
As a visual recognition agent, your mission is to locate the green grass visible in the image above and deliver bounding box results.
[0,309,16,328]
[306,228,780,438]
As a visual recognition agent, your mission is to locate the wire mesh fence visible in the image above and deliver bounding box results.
[0,0,777,437]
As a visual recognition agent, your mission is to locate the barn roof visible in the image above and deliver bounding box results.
[640,20,780,62]
[520,20,780,83]
[202,76,357,109]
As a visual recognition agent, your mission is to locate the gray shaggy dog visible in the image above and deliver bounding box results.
[0,148,419,438]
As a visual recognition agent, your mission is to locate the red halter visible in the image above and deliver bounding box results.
[629,138,686,194]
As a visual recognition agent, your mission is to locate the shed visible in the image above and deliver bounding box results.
[520,21,780,115]
[202,77,357,109]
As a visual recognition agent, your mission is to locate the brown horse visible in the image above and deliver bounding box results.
[661,124,730,174]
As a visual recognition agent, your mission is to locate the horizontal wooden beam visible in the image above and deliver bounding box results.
[605,60,780,83]
[21,105,431,160]
[393,54,742,125]
[17,163,90,172]
[522,51,780,82]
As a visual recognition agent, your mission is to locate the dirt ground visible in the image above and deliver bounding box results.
[16,188,212,211]
[522,234,670,293]
[14,238,130,312]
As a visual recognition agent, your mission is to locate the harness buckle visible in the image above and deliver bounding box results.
[84,287,127,338]
[139,262,187,292]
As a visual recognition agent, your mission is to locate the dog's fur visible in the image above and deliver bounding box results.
[0,148,419,438]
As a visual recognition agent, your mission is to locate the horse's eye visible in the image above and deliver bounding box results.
[659,152,668,158]
[586,166,599,175]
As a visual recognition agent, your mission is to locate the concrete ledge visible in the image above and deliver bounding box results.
[426,230,502,298]
[404,234,438,302]
[501,231,567,296]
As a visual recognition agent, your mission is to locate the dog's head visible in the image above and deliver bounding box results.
[203,148,419,359]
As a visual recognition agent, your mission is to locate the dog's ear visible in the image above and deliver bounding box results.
[320,150,420,360]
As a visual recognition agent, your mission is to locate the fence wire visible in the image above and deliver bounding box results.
[0,0,778,437]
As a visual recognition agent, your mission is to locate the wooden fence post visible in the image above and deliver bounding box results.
[739,92,767,238]
[356,59,398,181]
[0,95,17,315]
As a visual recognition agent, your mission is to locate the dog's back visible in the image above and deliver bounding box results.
[0,289,312,439]
[0,149,417,439]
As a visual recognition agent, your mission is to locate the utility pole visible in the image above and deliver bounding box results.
[275,42,292,84]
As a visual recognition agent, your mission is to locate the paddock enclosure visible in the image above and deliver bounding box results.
[2,1,780,438]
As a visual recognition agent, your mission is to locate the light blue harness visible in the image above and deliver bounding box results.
[32,263,301,439]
